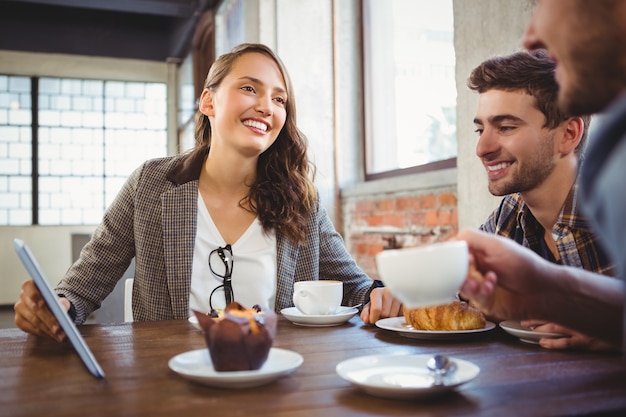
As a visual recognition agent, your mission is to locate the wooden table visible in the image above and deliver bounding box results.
[1,316,625,417]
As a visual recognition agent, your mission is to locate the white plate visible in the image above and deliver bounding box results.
[499,320,566,344]
[280,306,358,327]
[168,347,303,389]
[336,354,480,400]
[188,315,201,331]
[375,317,495,340]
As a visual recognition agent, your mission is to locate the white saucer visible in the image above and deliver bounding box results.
[188,315,201,331]
[499,320,565,344]
[280,306,359,327]
[336,354,480,400]
[168,347,303,389]
[375,317,495,340]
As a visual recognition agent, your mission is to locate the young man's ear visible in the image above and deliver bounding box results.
[198,88,215,117]
[559,117,584,155]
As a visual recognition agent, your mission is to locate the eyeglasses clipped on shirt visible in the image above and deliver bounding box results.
[208,244,234,310]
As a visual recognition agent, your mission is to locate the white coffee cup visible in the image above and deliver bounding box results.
[375,240,469,309]
[293,280,343,315]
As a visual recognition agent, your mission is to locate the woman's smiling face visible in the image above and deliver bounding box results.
[200,52,288,157]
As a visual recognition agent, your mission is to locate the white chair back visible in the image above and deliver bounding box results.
[124,278,134,322]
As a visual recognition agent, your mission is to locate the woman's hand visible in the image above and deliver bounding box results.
[14,280,68,342]
[360,287,403,325]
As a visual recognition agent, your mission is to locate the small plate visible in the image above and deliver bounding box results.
[336,354,480,400]
[499,320,566,344]
[375,317,495,340]
[188,315,201,331]
[280,306,359,327]
[168,347,303,389]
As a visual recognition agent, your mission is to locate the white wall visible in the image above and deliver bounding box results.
[1,226,94,302]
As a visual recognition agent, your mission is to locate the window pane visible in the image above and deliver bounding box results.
[216,0,246,55]
[103,81,167,208]
[363,0,456,175]
[0,76,32,225]
[0,75,168,226]
[37,78,167,226]
[38,78,103,225]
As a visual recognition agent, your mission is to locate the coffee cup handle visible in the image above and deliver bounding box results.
[293,289,316,313]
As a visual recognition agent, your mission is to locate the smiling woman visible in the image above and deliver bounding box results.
[14,43,401,340]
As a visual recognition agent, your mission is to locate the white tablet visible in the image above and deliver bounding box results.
[13,238,105,379]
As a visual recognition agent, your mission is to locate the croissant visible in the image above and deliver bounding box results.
[404,300,485,331]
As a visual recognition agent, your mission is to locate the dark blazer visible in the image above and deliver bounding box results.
[56,147,372,323]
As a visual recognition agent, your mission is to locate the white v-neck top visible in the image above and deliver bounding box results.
[189,195,277,315]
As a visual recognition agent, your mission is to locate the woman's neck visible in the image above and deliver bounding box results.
[201,146,257,197]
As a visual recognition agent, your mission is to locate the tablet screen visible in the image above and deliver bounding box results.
[13,238,105,379]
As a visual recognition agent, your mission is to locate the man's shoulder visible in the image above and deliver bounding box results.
[493,193,526,219]
[480,193,524,233]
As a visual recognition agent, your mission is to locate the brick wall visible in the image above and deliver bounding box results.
[341,186,458,279]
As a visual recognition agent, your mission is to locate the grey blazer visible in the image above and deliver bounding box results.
[57,147,373,324]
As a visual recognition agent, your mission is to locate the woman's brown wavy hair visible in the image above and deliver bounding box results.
[194,43,317,245]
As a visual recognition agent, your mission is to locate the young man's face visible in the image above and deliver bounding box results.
[473,89,558,196]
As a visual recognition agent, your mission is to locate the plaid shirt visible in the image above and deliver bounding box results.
[57,147,372,324]
[480,183,616,277]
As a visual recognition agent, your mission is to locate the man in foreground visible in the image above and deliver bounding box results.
[459,0,626,351]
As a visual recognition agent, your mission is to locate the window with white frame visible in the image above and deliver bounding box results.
[0,74,167,225]
[363,0,456,178]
